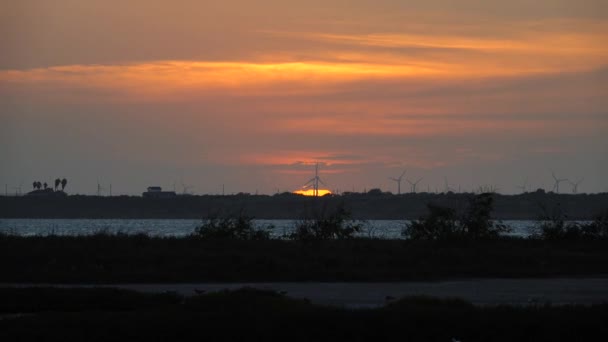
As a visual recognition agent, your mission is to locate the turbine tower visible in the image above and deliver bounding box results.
[303,163,327,197]
[551,172,568,194]
[516,178,529,194]
[12,181,23,196]
[569,178,584,194]
[180,179,194,195]
[96,179,108,196]
[389,170,406,195]
[407,177,423,193]
[444,177,455,193]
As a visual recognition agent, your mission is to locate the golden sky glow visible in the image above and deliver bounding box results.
[1,1,607,194]
[2,18,607,98]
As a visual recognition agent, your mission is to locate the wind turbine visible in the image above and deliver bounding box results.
[12,181,23,196]
[516,178,529,194]
[96,179,108,196]
[389,170,406,195]
[568,178,584,194]
[180,179,194,195]
[303,163,327,197]
[551,172,568,194]
[407,177,423,193]
[444,177,455,193]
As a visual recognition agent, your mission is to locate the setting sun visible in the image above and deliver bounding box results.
[293,189,333,197]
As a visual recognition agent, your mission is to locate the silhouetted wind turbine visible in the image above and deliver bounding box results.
[551,172,568,194]
[569,178,584,194]
[516,178,529,194]
[407,177,423,193]
[180,179,194,195]
[303,163,327,197]
[96,179,108,196]
[389,170,406,195]
[444,177,455,193]
[12,181,23,196]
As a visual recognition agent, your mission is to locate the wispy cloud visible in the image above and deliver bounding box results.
[3,17,606,102]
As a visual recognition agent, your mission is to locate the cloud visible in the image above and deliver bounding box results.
[2,16,606,103]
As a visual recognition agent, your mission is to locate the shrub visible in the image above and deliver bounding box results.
[290,203,363,240]
[585,210,608,237]
[460,193,509,239]
[536,206,608,240]
[402,204,460,240]
[403,193,509,240]
[193,211,271,240]
[535,203,571,239]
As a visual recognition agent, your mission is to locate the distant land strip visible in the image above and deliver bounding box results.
[1,193,607,220]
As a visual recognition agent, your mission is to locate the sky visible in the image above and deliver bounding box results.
[1,0,607,195]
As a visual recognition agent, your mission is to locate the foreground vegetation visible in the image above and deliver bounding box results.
[2,194,606,282]
[0,287,606,341]
[1,233,608,283]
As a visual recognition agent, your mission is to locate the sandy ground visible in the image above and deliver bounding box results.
[4,278,608,308]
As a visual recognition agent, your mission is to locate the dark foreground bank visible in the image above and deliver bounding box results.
[1,287,607,342]
[2,234,608,283]
[9,279,608,307]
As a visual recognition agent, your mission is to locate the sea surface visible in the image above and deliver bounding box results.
[0,218,573,238]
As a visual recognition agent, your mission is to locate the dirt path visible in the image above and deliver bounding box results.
[4,278,608,308]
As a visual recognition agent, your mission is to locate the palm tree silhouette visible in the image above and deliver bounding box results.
[43,182,48,190]
[33,182,37,190]
[61,178,67,191]
[54,178,61,191]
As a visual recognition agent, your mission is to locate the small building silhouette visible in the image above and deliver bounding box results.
[142,186,176,199]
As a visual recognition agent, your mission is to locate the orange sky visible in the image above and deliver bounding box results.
[1,1,607,194]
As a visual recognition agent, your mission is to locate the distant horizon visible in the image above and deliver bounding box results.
[3,175,606,197]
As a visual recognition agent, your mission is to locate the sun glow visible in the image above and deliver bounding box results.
[293,189,333,197]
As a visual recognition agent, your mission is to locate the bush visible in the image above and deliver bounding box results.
[403,193,509,240]
[193,211,271,240]
[290,203,363,240]
[536,206,608,240]
[402,204,460,240]
[585,210,608,237]
[460,193,509,239]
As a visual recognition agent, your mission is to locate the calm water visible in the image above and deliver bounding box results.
[0,218,551,238]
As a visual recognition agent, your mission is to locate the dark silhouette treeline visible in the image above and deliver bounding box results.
[27,178,68,197]
[1,191,607,219]
[31,178,67,191]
